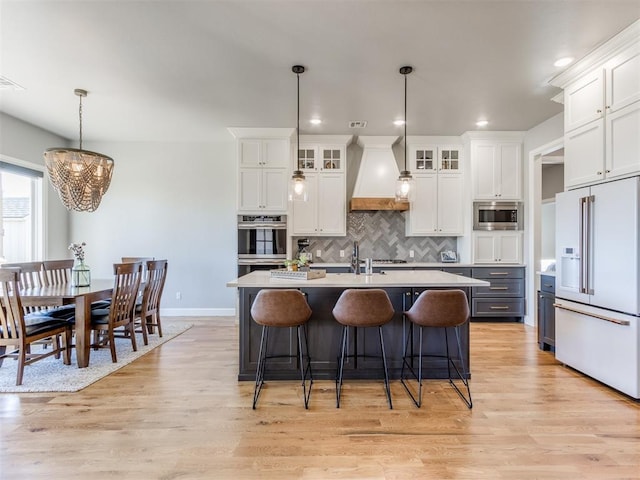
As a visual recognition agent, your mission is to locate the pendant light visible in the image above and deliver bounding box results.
[395,66,414,203]
[44,89,114,212]
[289,65,308,202]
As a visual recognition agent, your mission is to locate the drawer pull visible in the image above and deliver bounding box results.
[489,287,509,290]
[543,284,553,288]
[553,303,630,326]
[490,306,510,310]
[489,272,509,276]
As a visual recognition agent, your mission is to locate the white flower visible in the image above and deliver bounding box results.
[68,242,86,261]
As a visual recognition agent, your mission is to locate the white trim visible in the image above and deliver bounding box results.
[0,153,46,173]
[526,137,564,328]
[549,19,640,88]
[161,307,236,317]
[227,127,295,139]
[299,135,353,145]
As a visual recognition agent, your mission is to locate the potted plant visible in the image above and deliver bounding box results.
[284,259,298,271]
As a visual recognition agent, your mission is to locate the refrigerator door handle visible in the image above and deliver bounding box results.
[553,303,630,326]
[585,195,595,295]
[579,196,587,294]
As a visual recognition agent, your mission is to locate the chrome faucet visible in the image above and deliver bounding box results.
[351,241,360,275]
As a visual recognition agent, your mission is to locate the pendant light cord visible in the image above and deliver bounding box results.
[297,70,300,171]
[78,94,83,150]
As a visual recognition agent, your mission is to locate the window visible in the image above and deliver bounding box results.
[0,160,44,262]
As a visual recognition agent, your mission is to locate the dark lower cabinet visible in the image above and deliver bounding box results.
[538,274,556,351]
[470,266,526,322]
[237,286,470,381]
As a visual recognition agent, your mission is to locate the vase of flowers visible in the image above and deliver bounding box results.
[69,242,91,287]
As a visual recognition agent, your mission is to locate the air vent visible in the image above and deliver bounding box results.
[349,121,368,128]
[0,76,24,90]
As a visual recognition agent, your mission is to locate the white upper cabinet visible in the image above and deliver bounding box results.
[239,138,289,168]
[228,128,294,213]
[551,26,640,189]
[470,138,523,200]
[290,135,352,236]
[406,141,464,237]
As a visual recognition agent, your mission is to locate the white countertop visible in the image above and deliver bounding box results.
[227,270,490,288]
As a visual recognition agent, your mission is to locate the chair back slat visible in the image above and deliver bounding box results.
[142,260,168,317]
[110,262,143,328]
[42,259,74,286]
[121,257,154,280]
[0,268,26,343]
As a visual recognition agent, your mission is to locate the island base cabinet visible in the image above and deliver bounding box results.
[237,287,471,381]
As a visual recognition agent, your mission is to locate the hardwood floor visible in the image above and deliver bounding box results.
[1,319,638,479]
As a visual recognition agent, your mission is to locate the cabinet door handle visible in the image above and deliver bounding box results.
[597,171,603,175]
[596,109,602,114]
[489,272,509,276]
[490,306,510,310]
[606,170,611,173]
[489,286,509,290]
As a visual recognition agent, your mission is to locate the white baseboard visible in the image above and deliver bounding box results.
[161,308,236,317]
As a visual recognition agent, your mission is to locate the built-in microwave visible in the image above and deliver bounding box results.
[473,202,523,231]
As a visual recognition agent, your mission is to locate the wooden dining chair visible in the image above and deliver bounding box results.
[0,268,72,385]
[0,262,47,313]
[90,261,143,363]
[42,259,74,286]
[134,260,168,345]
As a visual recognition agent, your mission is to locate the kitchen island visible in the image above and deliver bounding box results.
[227,270,489,381]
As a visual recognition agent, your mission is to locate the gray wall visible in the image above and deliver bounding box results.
[75,140,237,313]
[542,163,564,201]
[0,112,70,259]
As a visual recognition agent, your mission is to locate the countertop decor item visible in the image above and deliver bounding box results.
[44,88,114,212]
[69,241,91,287]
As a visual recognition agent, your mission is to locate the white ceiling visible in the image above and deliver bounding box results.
[1,1,639,143]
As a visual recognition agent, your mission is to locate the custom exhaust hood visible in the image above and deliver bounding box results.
[350,136,409,211]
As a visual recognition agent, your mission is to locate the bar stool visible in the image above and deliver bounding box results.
[250,289,313,409]
[400,289,472,408]
[332,288,395,409]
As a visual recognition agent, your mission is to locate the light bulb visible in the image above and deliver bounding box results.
[294,180,304,195]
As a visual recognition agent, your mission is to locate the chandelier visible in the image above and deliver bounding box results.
[44,89,114,212]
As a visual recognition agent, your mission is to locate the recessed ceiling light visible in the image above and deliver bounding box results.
[394,120,405,126]
[554,57,574,67]
[476,120,489,127]
[310,118,322,125]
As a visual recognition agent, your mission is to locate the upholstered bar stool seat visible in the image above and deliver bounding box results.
[401,289,472,408]
[332,288,395,409]
[250,289,313,409]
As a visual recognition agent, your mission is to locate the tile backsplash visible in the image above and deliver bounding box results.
[293,211,457,263]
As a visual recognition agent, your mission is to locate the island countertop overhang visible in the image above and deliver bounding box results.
[227,270,490,288]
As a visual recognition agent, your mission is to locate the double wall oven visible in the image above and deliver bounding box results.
[237,215,287,276]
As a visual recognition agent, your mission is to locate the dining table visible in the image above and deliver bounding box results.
[20,279,114,368]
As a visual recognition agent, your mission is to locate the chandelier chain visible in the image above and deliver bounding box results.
[78,93,83,150]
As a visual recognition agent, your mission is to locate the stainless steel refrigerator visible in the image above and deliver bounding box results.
[555,176,640,399]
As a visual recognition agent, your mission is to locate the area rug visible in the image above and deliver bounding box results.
[0,321,192,393]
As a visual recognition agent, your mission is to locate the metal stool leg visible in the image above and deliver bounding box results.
[336,325,348,408]
[253,325,269,409]
[378,326,393,410]
[297,324,313,409]
[444,327,473,409]
[401,325,425,408]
